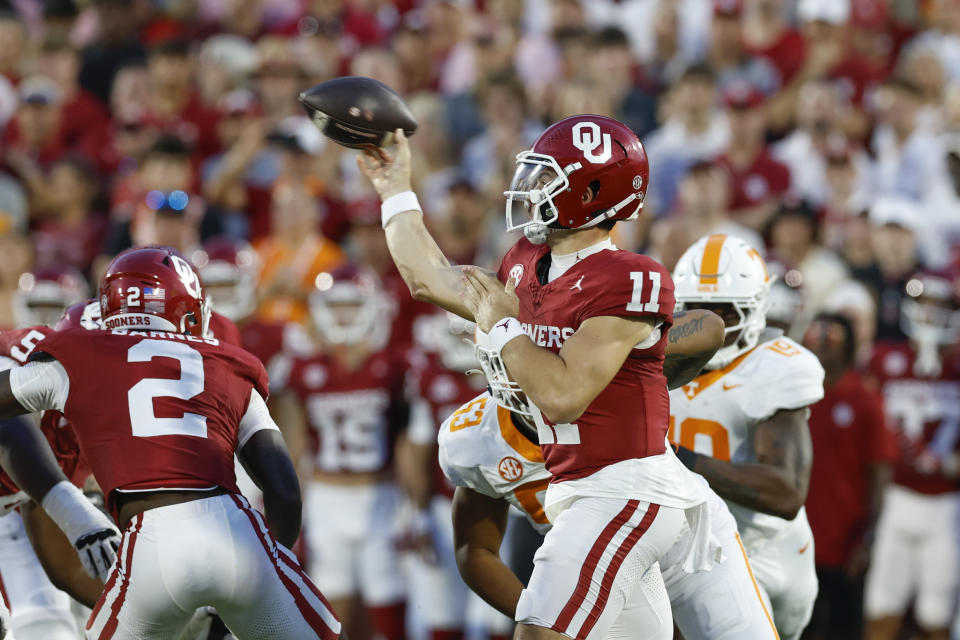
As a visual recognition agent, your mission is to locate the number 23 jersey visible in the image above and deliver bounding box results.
[31,327,269,515]
[497,238,675,484]
[668,332,824,545]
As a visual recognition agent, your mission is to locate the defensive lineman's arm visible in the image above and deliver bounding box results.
[676,408,813,520]
[451,487,524,618]
[357,130,485,321]
[663,309,725,390]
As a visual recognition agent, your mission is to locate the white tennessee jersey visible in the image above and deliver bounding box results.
[669,331,824,548]
[438,392,552,534]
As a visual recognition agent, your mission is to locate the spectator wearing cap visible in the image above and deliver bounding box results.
[707,0,779,96]
[905,0,960,84]
[254,36,309,128]
[920,135,960,269]
[898,45,948,133]
[0,11,27,83]
[196,35,258,111]
[716,82,791,231]
[78,0,147,106]
[143,39,221,161]
[643,63,730,216]
[253,180,345,326]
[587,27,658,137]
[855,197,923,341]
[870,76,943,202]
[769,198,849,321]
[650,159,763,272]
[803,312,897,640]
[36,38,111,170]
[31,156,107,275]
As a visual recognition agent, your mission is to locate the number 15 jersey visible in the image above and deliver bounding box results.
[21,327,269,517]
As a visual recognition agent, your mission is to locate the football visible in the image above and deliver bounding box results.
[298,76,418,149]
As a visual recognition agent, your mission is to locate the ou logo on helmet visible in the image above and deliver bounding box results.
[572,121,612,164]
[170,255,203,299]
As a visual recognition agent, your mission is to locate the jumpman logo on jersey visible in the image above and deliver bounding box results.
[570,276,585,291]
[495,319,511,332]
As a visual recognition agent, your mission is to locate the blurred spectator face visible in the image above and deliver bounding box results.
[36,45,80,95]
[677,163,730,218]
[550,0,585,32]
[803,315,852,370]
[801,18,844,47]
[796,81,839,136]
[482,81,526,131]
[710,11,743,58]
[95,0,136,45]
[552,80,615,120]
[349,223,391,273]
[153,210,197,251]
[903,48,945,102]
[824,150,855,201]
[771,211,816,262]
[48,160,96,214]
[591,40,633,92]
[0,232,31,288]
[350,48,405,95]
[0,15,26,77]
[139,152,191,193]
[111,65,149,121]
[148,50,193,93]
[653,0,680,53]
[675,74,716,119]
[874,81,920,134]
[16,100,61,147]
[931,0,960,33]
[113,119,158,163]
[727,104,765,146]
[270,183,317,240]
[872,223,916,277]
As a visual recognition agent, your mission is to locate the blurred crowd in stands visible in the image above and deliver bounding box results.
[0,0,959,639]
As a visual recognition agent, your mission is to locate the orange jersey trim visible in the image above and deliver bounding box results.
[680,346,755,401]
[497,406,544,463]
[736,532,780,639]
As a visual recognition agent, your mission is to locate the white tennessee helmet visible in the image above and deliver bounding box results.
[474,328,535,418]
[673,234,772,369]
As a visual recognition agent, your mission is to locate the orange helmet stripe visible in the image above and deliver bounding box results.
[699,234,727,285]
[747,248,770,282]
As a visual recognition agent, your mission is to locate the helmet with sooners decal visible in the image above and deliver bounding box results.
[672,234,772,369]
[100,246,210,336]
[14,267,88,328]
[504,115,649,243]
[192,237,258,322]
[309,264,391,347]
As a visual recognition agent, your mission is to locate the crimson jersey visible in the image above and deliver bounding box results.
[209,311,242,346]
[868,340,960,495]
[35,328,268,516]
[805,370,898,567]
[0,327,90,497]
[283,348,410,475]
[497,238,675,482]
[407,353,487,498]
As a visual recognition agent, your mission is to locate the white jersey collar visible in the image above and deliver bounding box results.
[548,238,617,282]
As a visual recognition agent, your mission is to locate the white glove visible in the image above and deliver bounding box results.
[41,481,121,581]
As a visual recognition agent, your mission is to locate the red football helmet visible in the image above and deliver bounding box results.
[100,246,210,336]
[309,264,391,347]
[55,298,102,331]
[14,267,88,328]
[504,114,649,243]
[191,237,258,322]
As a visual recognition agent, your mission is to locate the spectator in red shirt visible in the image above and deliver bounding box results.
[742,0,807,86]
[716,81,791,231]
[803,312,898,640]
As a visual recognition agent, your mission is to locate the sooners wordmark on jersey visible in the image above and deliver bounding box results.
[496,238,675,483]
[284,349,409,475]
[438,392,551,531]
[669,332,824,544]
[31,327,268,518]
[868,341,960,494]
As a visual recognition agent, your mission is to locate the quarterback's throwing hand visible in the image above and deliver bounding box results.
[461,267,519,333]
[356,128,413,201]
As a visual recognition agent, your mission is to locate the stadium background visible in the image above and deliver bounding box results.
[0,0,958,638]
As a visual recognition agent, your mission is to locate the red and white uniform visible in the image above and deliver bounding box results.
[864,341,960,630]
[406,355,494,633]
[439,391,777,640]
[0,346,87,640]
[8,328,341,640]
[281,348,409,606]
[497,238,713,640]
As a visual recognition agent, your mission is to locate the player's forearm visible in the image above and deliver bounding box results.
[684,453,806,520]
[21,501,103,608]
[501,337,585,424]
[0,417,71,502]
[383,212,474,319]
[663,310,724,389]
[261,489,302,548]
[455,546,524,619]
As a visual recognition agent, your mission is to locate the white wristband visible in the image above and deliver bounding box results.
[41,481,114,543]
[381,191,422,228]
[487,317,526,354]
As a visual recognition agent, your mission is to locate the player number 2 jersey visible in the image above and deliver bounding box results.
[31,327,269,516]
[668,332,824,548]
